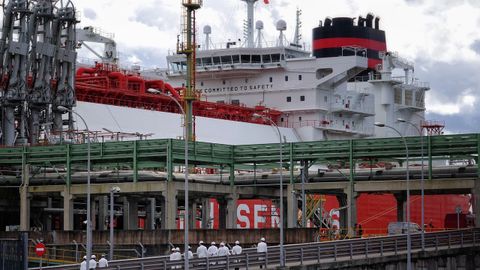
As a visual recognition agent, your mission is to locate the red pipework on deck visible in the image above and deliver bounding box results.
[75,63,281,125]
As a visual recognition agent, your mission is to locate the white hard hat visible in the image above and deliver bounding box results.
[199,240,204,245]
[220,242,225,246]
[211,241,216,245]
[83,256,87,260]
[235,240,240,245]
[91,255,96,259]
[188,246,191,249]
[171,247,176,251]
[175,247,180,252]
[260,237,265,242]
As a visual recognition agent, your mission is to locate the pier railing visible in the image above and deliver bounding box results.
[31,228,480,270]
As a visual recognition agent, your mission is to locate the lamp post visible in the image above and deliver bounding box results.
[397,118,425,251]
[253,113,285,268]
[109,186,121,261]
[147,89,190,269]
[57,106,92,262]
[375,122,411,270]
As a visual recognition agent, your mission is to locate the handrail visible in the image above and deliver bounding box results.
[31,228,480,270]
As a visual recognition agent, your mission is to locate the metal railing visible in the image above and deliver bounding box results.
[31,228,479,270]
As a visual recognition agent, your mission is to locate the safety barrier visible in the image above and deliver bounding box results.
[31,228,479,270]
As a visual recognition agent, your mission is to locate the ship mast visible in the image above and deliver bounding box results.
[293,8,302,46]
[242,0,258,48]
[178,0,202,141]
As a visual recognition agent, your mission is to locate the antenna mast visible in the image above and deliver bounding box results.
[293,8,302,46]
[242,0,258,48]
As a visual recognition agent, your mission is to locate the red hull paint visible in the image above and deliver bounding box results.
[199,195,471,233]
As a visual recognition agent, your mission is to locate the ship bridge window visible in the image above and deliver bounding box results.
[213,57,221,65]
[394,88,402,104]
[202,57,212,66]
[286,96,292,102]
[316,68,333,79]
[269,77,273,83]
[300,95,305,101]
[241,55,251,63]
[232,55,240,64]
[252,55,261,63]
[272,54,281,62]
[298,75,303,80]
[405,90,413,106]
[285,75,289,82]
[221,55,232,64]
[262,55,271,63]
[231,99,240,105]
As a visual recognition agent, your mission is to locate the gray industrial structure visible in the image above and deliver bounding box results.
[0,0,78,146]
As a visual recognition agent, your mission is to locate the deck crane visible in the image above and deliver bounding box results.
[76,26,118,64]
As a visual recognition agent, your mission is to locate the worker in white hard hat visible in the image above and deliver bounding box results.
[231,240,242,270]
[89,254,97,270]
[217,242,230,264]
[257,237,267,268]
[80,256,87,270]
[196,240,208,266]
[169,247,181,269]
[207,241,218,265]
[183,245,194,260]
[207,241,218,257]
[98,254,108,268]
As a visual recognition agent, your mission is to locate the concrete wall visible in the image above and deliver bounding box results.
[0,228,316,255]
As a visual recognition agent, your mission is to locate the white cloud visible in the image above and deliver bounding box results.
[426,89,477,115]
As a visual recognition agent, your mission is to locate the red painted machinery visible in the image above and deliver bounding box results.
[75,63,281,125]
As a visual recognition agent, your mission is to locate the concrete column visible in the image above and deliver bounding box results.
[122,197,139,230]
[201,198,211,229]
[161,182,178,230]
[345,186,358,236]
[190,200,198,229]
[19,187,30,231]
[19,164,30,231]
[218,198,227,229]
[226,191,238,229]
[97,196,108,231]
[126,198,139,230]
[62,187,74,231]
[145,198,156,230]
[473,180,480,228]
[91,198,97,231]
[336,194,348,232]
[45,197,53,231]
[395,192,407,222]
[287,184,297,228]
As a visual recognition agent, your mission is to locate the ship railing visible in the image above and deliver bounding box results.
[281,120,374,136]
[197,40,306,51]
[330,103,375,115]
[32,228,480,270]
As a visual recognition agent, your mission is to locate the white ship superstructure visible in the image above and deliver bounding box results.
[147,0,428,141]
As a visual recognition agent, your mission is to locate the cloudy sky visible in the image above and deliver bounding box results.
[73,0,480,134]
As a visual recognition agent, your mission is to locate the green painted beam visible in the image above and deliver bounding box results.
[1,134,480,180]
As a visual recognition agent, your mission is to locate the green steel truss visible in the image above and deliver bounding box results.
[0,133,479,186]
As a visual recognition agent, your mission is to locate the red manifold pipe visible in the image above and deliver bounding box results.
[76,67,97,77]
[164,83,181,100]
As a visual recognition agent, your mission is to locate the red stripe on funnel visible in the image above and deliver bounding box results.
[313,38,386,52]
